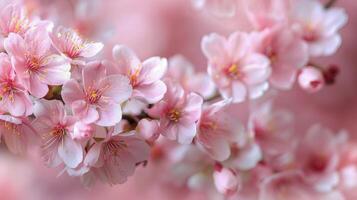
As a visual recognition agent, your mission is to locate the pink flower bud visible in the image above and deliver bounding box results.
[73,122,94,141]
[213,165,240,196]
[137,119,160,142]
[298,67,325,93]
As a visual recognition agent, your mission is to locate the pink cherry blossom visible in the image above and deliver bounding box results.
[0,53,32,117]
[253,26,308,90]
[4,26,71,98]
[196,99,244,161]
[148,81,203,144]
[72,122,95,141]
[291,0,348,57]
[111,45,167,104]
[81,125,150,186]
[136,118,160,143]
[61,61,132,126]
[213,163,240,196]
[50,26,104,65]
[167,55,216,99]
[298,66,325,93]
[230,142,263,170]
[32,99,83,168]
[297,124,345,192]
[0,114,35,154]
[201,32,271,103]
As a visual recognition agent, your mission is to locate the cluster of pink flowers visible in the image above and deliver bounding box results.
[0,0,353,199]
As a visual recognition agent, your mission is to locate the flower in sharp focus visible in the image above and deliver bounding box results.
[290,0,348,57]
[111,45,167,104]
[50,26,104,65]
[61,61,132,126]
[4,25,71,98]
[0,53,33,117]
[148,81,203,144]
[32,99,83,168]
[201,32,271,103]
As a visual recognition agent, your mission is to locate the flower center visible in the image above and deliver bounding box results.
[26,55,43,71]
[1,121,20,135]
[129,67,141,87]
[104,140,127,158]
[86,88,102,104]
[168,109,181,122]
[226,63,242,79]
[51,124,66,137]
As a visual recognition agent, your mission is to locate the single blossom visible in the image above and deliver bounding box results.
[50,26,104,65]
[290,0,348,57]
[167,55,216,99]
[0,53,32,116]
[61,61,132,126]
[297,125,345,192]
[111,45,167,104]
[32,99,83,168]
[0,114,34,154]
[201,32,271,103]
[213,163,240,196]
[196,99,244,161]
[4,26,71,98]
[136,118,160,143]
[298,66,325,93]
[81,124,150,186]
[253,26,308,90]
[148,81,203,144]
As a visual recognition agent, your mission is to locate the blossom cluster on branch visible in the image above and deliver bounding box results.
[0,0,353,199]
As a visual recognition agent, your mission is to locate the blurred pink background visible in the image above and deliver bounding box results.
[0,0,356,199]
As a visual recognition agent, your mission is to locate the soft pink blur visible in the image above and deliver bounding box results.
[0,0,356,199]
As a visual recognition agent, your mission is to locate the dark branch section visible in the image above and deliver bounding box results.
[325,0,337,9]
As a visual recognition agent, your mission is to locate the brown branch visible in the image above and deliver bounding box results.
[325,0,337,9]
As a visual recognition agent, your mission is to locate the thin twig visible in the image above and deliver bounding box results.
[325,0,337,9]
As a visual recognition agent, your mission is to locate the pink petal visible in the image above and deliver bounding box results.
[227,32,249,61]
[42,55,71,85]
[309,35,341,57]
[83,61,107,89]
[61,79,85,105]
[177,123,197,144]
[72,100,99,124]
[3,33,26,59]
[100,74,132,103]
[201,33,227,61]
[231,81,247,103]
[84,143,102,167]
[137,119,159,142]
[139,57,167,85]
[28,75,49,98]
[80,42,104,58]
[58,135,83,168]
[112,45,141,73]
[96,102,122,127]
[133,81,167,104]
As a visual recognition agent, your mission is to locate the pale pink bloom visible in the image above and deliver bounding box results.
[111,45,167,104]
[148,81,203,144]
[260,171,345,200]
[249,100,297,170]
[50,26,104,65]
[0,53,32,116]
[72,122,94,141]
[291,0,348,57]
[298,67,324,93]
[196,99,244,161]
[61,61,132,126]
[136,118,160,143]
[230,142,262,170]
[167,55,216,99]
[0,4,31,47]
[213,163,240,196]
[245,0,290,30]
[81,126,150,186]
[192,0,237,18]
[32,99,83,168]
[297,124,344,192]
[4,26,71,98]
[253,26,308,90]
[201,32,271,103]
[0,114,34,154]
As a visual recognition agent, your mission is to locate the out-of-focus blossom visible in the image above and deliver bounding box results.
[50,26,104,65]
[32,99,83,168]
[291,0,348,57]
[196,99,244,161]
[253,26,308,90]
[136,118,160,143]
[249,100,296,170]
[201,32,271,103]
[230,142,262,170]
[298,66,325,93]
[167,55,216,99]
[0,114,34,154]
[297,124,346,192]
[192,0,237,18]
[81,124,150,186]
[4,26,71,98]
[61,61,132,126]
[148,81,203,144]
[213,163,240,196]
[111,45,167,104]
[0,53,33,117]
